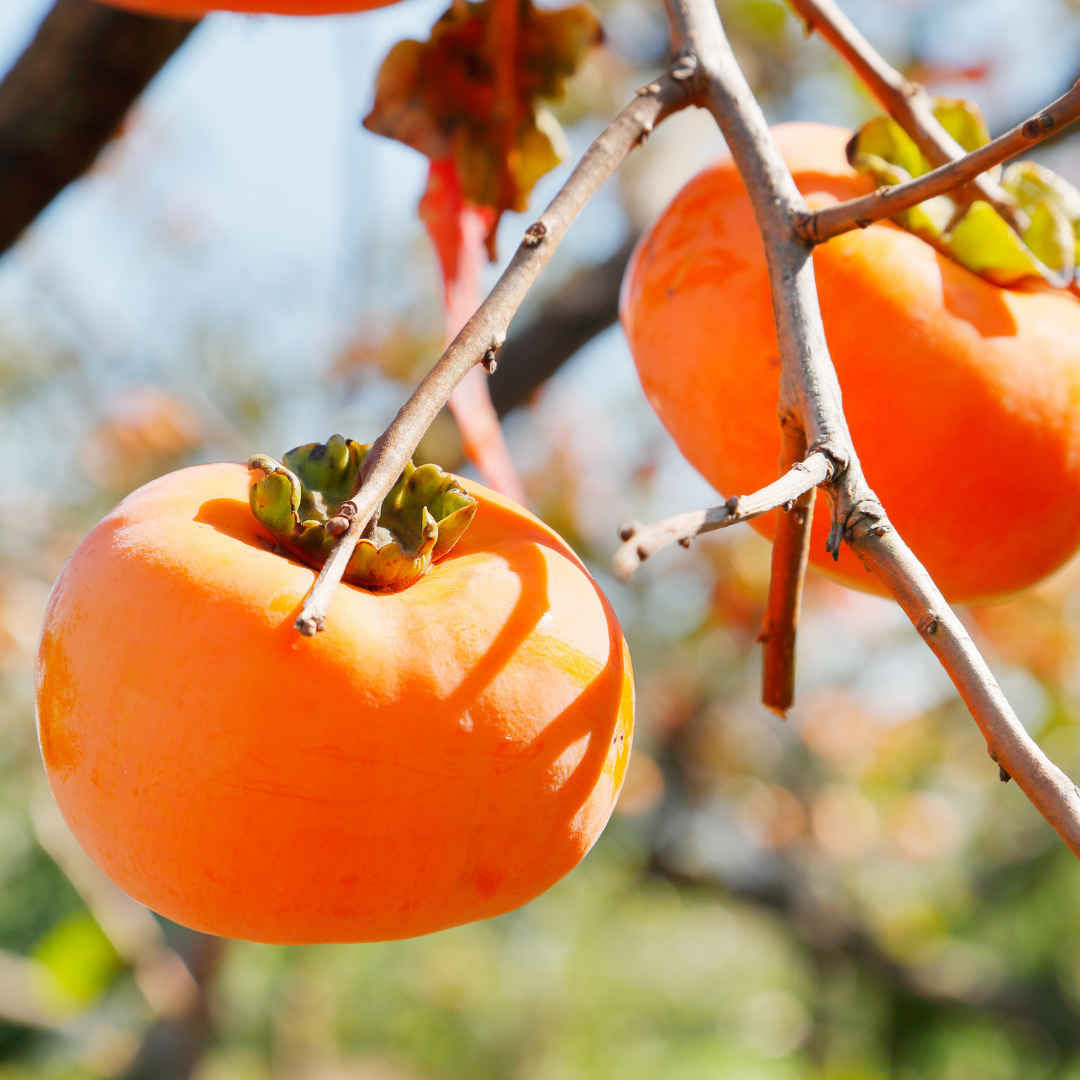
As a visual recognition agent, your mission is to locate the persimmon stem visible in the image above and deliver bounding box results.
[653,0,1080,857]
[293,68,692,636]
[798,79,1080,245]
[612,452,832,580]
[788,0,1028,234]
[761,424,816,717]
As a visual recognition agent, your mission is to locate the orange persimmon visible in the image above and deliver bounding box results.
[36,462,633,944]
[622,122,1080,603]
[95,0,400,16]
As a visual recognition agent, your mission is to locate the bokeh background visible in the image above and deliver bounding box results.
[3,0,1080,1076]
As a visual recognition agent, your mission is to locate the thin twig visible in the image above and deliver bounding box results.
[293,71,691,634]
[788,0,1027,233]
[612,452,831,581]
[798,78,1080,244]
[664,0,1080,856]
[761,424,816,717]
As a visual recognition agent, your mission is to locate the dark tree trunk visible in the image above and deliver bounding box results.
[0,0,199,255]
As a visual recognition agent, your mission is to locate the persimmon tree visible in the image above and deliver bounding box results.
[284,0,1080,860]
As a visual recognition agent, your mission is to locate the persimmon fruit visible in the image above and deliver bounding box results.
[95,0,401,17]
[36,461,633,944]
[622,122,1080,603]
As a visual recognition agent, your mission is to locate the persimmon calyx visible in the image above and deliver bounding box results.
[849,99,1080,288]
[248,434,477,591]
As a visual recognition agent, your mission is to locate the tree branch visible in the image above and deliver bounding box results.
[488,234,635,417]
[612,452,831,580]
[0,0,199,256]
[787,0,1027,234]
[797,78,1080,244]
[848,519,1080,845]
[654,0,1080,857]
[293,70,692,635]
[761,423,816,717]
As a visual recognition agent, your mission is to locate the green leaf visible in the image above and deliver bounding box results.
[931,97,990,153]
[848,115,927,181]
[33,912,121,1008]
[1004,160,1080,268]
[849,96,1080,287]
[947,201,1055,285]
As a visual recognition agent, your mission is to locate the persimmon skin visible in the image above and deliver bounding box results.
[622,122,1080,603]
[95,0,400,16]
[36,462,633,944]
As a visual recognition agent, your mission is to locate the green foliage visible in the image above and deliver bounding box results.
[849,101,1080,287]
[33,913,120,1008]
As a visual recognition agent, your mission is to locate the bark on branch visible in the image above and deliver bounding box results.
[0,0,199,256]
[798,78,1080,245]
[646,0,1080,857]
[488,235,635,417]
[293,71,692,635]
[788,0,1027,233]
[612,451,831,580]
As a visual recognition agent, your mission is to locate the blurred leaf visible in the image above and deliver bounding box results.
[33,911,120,1007]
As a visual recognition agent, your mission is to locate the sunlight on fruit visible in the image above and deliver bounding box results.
[1,0,1080,1075]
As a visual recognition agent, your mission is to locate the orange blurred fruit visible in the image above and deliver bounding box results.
[96,0,400,16]
[622,122,1080,602]
[37,462,633,943]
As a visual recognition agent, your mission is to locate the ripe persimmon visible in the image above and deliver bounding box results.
[36,458,633,944]
[622,122,1080,603]
[96,0,400,16]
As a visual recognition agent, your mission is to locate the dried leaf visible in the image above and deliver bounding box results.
[363,0,601,242]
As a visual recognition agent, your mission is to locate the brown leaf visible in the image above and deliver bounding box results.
[363,0,601,241]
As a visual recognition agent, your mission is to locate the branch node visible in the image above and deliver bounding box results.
[791,209,818,246]
[482,347,499,373]
[296,613,324,637]
[618,519,642,542]
[916,610,938,635]
[678,535,692,548]
[807,442,844,478]
[1000,765,1012,783]
[325,500,358,537]
[724,495,740,515]
[1024,114,1055,138]
[825,520,842,561]
[522,221,548,247]
[671,54,698,81]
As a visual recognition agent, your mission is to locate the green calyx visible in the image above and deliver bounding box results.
[849,99,1080,288]
[248,434,478,591]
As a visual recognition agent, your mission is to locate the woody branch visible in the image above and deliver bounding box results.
[292,68,691,636]
[788,0,1027,232]
[799,80,1080,244]
[644,0,1080,856]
